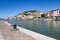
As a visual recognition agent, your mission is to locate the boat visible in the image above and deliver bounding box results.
[33,18,39,20]
[43,18,53,21]
[55,17,60,21]
[53,16,60,21]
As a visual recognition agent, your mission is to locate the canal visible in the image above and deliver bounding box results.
[8,19,60,40]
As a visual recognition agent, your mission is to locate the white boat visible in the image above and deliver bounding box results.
[53,16,60,21]
[43,18,53,21]
[33,18,39,20]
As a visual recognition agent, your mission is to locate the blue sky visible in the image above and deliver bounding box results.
[0,0,60,18]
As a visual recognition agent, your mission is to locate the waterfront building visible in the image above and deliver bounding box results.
[39,12,47,18]
[47,9,60,18]
[27,15,34,19]
[52,9,60,17]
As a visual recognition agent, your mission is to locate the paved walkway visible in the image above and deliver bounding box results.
[0,21,35,40]
[0,30,5,40]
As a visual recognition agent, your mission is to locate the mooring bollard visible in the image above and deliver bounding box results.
[13,24,17,29]
[10,24,19,32]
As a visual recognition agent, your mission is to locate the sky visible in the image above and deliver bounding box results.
[0,0,60,18]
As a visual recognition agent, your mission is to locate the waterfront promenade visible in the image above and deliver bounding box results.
[0,29,5,40]
[0,21,35,40]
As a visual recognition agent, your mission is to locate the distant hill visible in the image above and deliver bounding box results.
[15,10,40,16]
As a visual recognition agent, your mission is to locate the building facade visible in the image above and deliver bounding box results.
[47,9,60,18]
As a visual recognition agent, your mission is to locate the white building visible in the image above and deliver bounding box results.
[53,10,60,16]
[47,9,60,17]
